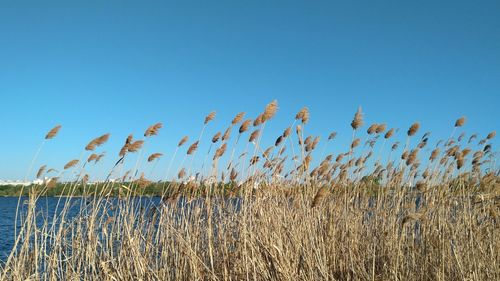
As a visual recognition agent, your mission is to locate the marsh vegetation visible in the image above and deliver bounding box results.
[1,101,498,280]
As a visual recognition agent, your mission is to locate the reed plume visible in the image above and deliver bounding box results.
[457,132,466,142]
[45,125,62,139]
[178,136,189,147]
[119,146,128,157]
[384,128,395,139]
[295,107,310,124]
[455,116,466,127]
[253,114,264,126]
[328,132,337,140]
[118,135,134,157]
[222,127,231,142]
[46,168,57,174]
[187,141,199,155]
[262,146,273,159]
[250,156,259,165]
[275,135,284,146]
[406,149,419,166]
[231,112,246,125]
[147,153,163,162]
[204,111,216,124]
[127,140,144,152]
[351,138,360,149]
[213,143,227,160]
[144,123,163,137]
[239,119,252,133]
[376,123,387,134]
[262,99,278,122]
[64,159,79,170]
[126,134,133,144]
[81,174,89,184]
[85,134,110,151]
[351,107,364,130]
[229,168,238,181]
[212,132,222,143]
[367,124,378,134]
[430,148,440,161]
[178,168,186,179]
[95,153,105,163]
[487,131,496,139]
[283,127,292,138]
[46,177,58,188]
[36,165,47,179]
[407,123,420,137]
[87,154,98,163]
[311,186,329,207]
[249,130,260,143]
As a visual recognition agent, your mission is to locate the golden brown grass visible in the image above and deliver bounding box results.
[1,101,499,281]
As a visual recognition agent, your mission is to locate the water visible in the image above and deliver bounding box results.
[0,197,21,262]
[0,196,242,263]
[0,196,163,262]
[0,196,96,262]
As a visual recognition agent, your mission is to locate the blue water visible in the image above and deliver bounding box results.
[0,196,161,262]
[0,197,25,262]
[0,196,242,263]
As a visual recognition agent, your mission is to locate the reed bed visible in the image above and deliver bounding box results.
[1,101,498,280]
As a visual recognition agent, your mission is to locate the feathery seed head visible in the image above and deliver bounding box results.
[376,124,387,134]
[147,153,163,162]
[212,132,222,143]
[455,116,466,127]
[295,107,310,124]
[407,122,420,137]
[231,112,246,125]
[351,138,360,149]
[178,136,188,147]
[187,141,199,155]
[204,111,216,124]
[487,131,496,140]
[239,119,252,133]
[222,127,231,142]
[45,125,62,140]
[144,123,163,137]
[249,130,260,143]
[367,124,378,134]
[127,140,144,152]
[253,114,264,126]
[85,133,110,151]
[262,100,278,122]
[350,107,364,130]
[328,132,337,140]
[36,165,47,179]
[64,159,79,170]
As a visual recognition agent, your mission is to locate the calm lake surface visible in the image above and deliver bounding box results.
[0,196,241,263]
[0,197,25,262]
[0,196,165,262]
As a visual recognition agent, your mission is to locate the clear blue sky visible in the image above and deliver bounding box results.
[0,0,498,180]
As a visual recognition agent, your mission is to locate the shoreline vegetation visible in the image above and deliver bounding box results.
[0,183,176,197]
[1,101,498,280]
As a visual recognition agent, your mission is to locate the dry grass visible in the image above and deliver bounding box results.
[1,101,499,281]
